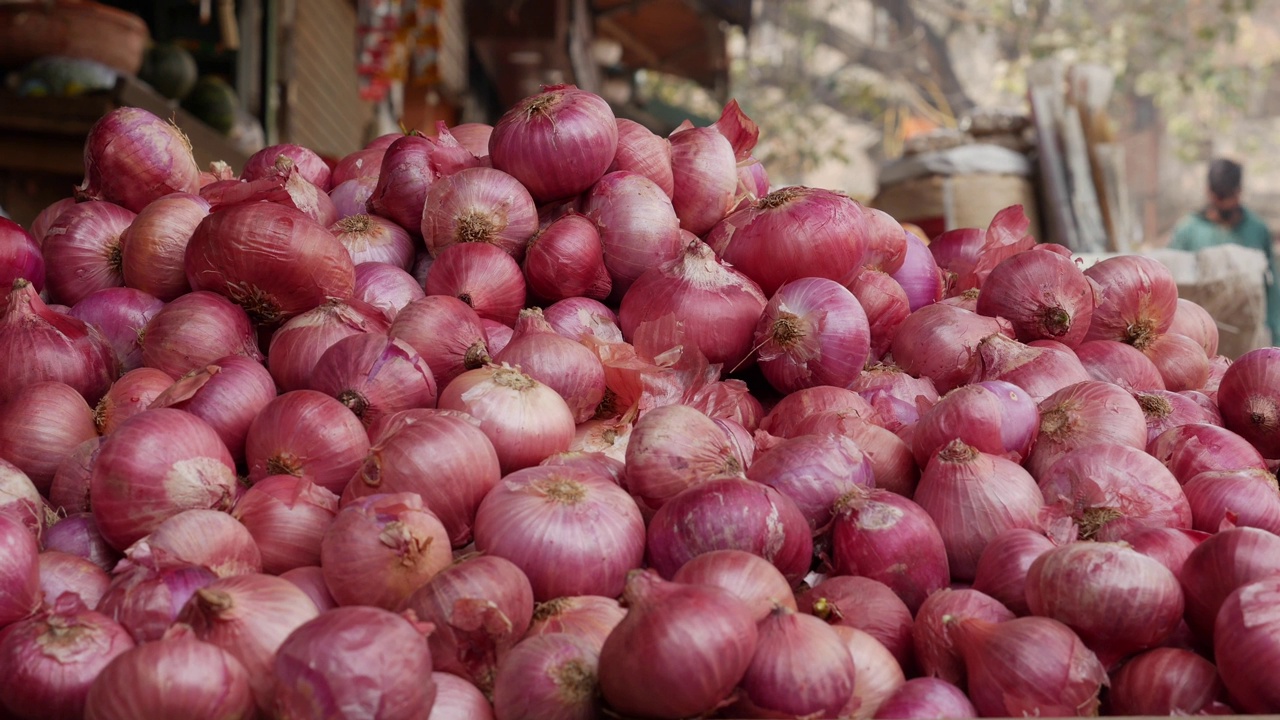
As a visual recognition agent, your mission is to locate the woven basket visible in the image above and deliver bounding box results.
[0,1,149,75]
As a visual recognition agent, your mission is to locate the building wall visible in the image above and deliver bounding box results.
[287,0,373,157]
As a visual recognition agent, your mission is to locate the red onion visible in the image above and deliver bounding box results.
[241,143,332,191]
[971,528,1055,616]
[438,364,575,474]
[0,514,40,626]
[482,322,512,361]
[310,333,437,429]
[598,569,757,719]
[38,201,137,305]
[369,127,481,232]
[0,281,116,405]
[874,678,976,719]
[118,192,208,300]
[1144,331,1211,391]
[887,233,946,312]
[329,176,378,219]
[1180,527,1280,644]
[0,381,98,494]
[1170,297,1220,357]
[1075,339,1166,391]
[544,298,623,344]
[1027,380,1148,478]
[353,261,425,320]
[0,596,135,720]
[347,409,499,545]
[1135,389,1215,444]
[755,277,870,392]
[231,476,337,574]
[747,433,874,532]
[916,440,1043,580]
[799,576,913,670]
[29,198,77,247]
[423,167,537,260]
[734,157,770,211]
[860,207,910,274]
[1083,254,1178,347]
[77,106,200,213]
[1149,422,1267,484]
[97,563,215,642]
[1039,443,1191,541]
[912,380,1039,466]
[974,330,1092,403]
[90,408,237,550]
[849,366,939,432]
[320,492,450,609]
[0,459,42,537]
[475,464,644,600]
[579,170,683,298]
[495,308,606,423]
[69,288,164,374]
[120,508,260,580]
[889,304,1014,394]
[610,118,674,197]
[403,554,534,693]
[1218,346,1280,457]
[569,420,632,463]
[1026,541,1183,667]
[671,550,795,624]
[760,386,874,438]
[91,367,170,435]
[526,595,624,651]
[41,513,116,572]
[450,122,493,157]
[430,671,494,720]
[711,187,867,297]
[274,606,436,719]
[84,626,255,720]
[493,633,600,720]
[689,379,764,431]
[141,291,261,379]
[278,566,337,612]
[150,355,276,461]
[733,606,855,718]
[1214,576,1280,712]
[928,228,983,291]
[1182,388,1223,424]
[426,242,527,325]
[1121,526,1208,581]
[389,295,491,390]
[328,213,414,269]
[832,489,947,612]
[1184,467,1280,534]
[832,625,907,720]
[792,411,921,498]
[267,297,389,391]
[976,246,1095,346]
[489,85,617,203]
[0,218,44,292]
[523,213,612,302]
[668,101,757,236]
[849,270,911,360]
[244,390,370,493]
[913,587,1014,685]
[331,146,386,186]
[939,290,979,311]
[624,404,746,509]
[1108,647,1231,716]
[952,616,1106,717]
[179,573,320,708]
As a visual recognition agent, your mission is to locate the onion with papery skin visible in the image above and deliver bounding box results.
[754,277,870,393]
[1144,332,1211,391]
[912,587,1013,685]
[523,213,612,302]
[859,208,910,275]
[97,563,215,642]
[973,333,1092,403]
[0,514,40,626]
[1183,467,1280,533]
[799,575,913,670]
[850,365,939,433]
[353,262,425,320]
[273,606,436,720]
[426,241,527,325]
[889,233,944,311]
[890,304,1014,394]
[450,123,493,157]
[77,106,200,213]
[953,616,1107,718]
[241,143,332,191]
[544,297,623,344]
[526,595,625,650]
[1120,526,1208,581]
[0,459,42,537]
[150,356,277,461]
[734,157,770,212]
[119,193,209,301]
[402,554,534,693]
[310,333,437,428]
[320,492,451,609]
[849,270,911,361]
[1075,339,1166,391]
[0,381,98,495]
[90,408,238,551]
[1026,541,1183,667]
[672,550,796,624]
[42,513,116,572]
[831,489,948,612]
[648,476,812,584]
[734,606,855,719]
[1135,389,1216,444]
[912,380,1039,466]
[205,159,339,228]
[232,476,338,574]
[268,297,389,392]
[874,678,977,719]
[1179,526,1280,644]
[624,404,746,509]
[1027,380,1148,478]
[484,318,510,354]
[29,198,76,247]
[42,199,136,303]
[47,437,98,514]
[141,291,262,380]
[474,464,645,600]
[430,671,495,720]
[328,213,415,269]
[976,246,1096,346]
[759,386,875,438]
[92,367,171,435]
[495,308,607,423]
[438,364,575,474]
[118,509,261,578]
[369,127,481,232]
[69,288,164,374]
[389,295,491,390]
[610,118,674,197]
[598,569,757,719]
[489,84,617,203]
[493,633,600,720]
[916,439,1044,581]
[668,100,757,236]
[186,202,355,324]
[278,566,337,612]
[0,596,135,720]
[0,218,44,292]
[346,409,500,546]
[1182,389,1223,425]
[423,166,538,260]
[1214,576,1280,712]
[0,281,116,405]
[329,176,378,219]
[179,573,320,709]
[1148,422,1268,484]
[569,420,632,464]
[832,625,906,720]
[580,170,684,299]
[928,228,984,294]
[1084,254,1178,348]
[971,528,1055,616]
[747,433,874,532]
[1170,298,1220,357]
[84,626,255,720]
[1108,647,1231,716]
[1218,346,1280,457]
[791,411,920,498]
[331,147,385,186]
[244,390,371,493]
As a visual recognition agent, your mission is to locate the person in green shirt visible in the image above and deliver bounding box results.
[1170,158,1280,345]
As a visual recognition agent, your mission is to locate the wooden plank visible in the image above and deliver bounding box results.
[1027,80,1079,250]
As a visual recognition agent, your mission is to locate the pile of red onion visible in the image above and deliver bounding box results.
[0,89,1276,717]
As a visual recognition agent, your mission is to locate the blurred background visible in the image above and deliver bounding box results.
[0,0,1275,250]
